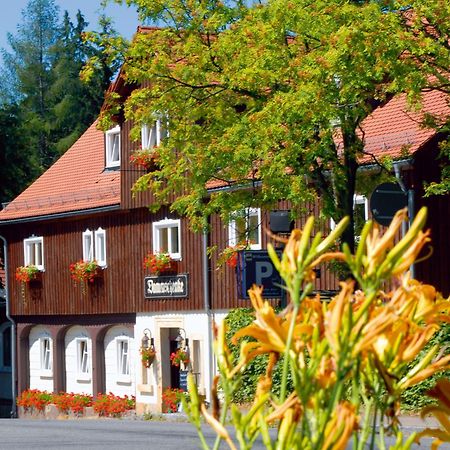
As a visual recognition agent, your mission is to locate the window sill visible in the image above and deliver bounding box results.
[39,371,53,379]
[76,373,91,382]
[116,376,132,385]
[104,164,120,171]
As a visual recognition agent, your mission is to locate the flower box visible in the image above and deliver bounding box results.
[15,265,43,303]
[143,252,178,275]
[69,260,103,294]
[130,148,159,172]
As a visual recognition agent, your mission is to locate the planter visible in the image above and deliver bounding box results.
[158,260,179,275]
[142,353,156,368]
[130,149,160,172]
[143,252,178,275]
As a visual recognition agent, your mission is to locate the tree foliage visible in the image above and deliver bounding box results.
[0,1,123,206]
[106,0,449,248]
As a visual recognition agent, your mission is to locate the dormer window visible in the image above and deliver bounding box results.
[141,118,168,149]
[105,126,120,168]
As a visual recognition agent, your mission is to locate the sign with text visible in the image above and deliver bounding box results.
[179,370,188,392]
[239,250,282,299]
[144,274,189,299]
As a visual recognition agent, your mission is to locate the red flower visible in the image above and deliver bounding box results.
[143,252,176,275]
[170,349,190,367]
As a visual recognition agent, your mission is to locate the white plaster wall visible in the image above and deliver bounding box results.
[104,326,135,397]
[134,315,158,409]
[135,311,215,408]
[64,326,92,395]
[29,326,53,392]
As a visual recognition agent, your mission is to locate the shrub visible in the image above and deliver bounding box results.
[17,389,52,411]
[52,392,93,415]
[92,393,135,417]
[401,322,450,410]
[17,390,134,418]
[162,387,185,413]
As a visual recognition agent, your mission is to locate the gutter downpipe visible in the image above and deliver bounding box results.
[202,227,214,402]
[0,235,17,418]
[393,160,415,278]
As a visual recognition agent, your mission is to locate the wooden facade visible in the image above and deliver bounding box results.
[0,66,449,414]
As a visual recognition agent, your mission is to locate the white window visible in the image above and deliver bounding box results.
[94,228,106,266]
[40,337,52,376]
[152,218,181,260]
[229,208,262,250]
[82,229,94,261]
[24,236,44,270]
[105,126,120,168]
[117,339,130,378]
[76,338,90,379]
[82,228,107,267]
[353,195,369,241]
[141,119,168,149]
[330,195,369,240]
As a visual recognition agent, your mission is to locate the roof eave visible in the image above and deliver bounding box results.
[0,204,121,226]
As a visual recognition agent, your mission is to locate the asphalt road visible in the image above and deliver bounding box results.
[0,419,238,450]
[0,418,448,450]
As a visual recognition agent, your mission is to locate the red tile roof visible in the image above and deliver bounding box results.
[0,121,120,222]
[206,90,449,190]
[359,90,449,163]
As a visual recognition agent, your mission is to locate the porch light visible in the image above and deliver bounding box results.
[176,328,189,350]
[141,328,154,349]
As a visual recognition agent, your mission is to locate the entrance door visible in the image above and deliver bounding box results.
[169,339,180,389]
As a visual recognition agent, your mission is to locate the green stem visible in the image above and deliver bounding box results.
[369,405,378,450]
[212,397,230,450]
[280,301,299,403]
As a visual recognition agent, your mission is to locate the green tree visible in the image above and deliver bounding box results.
[105,0,449,249]
[1,0,59,167]
[49,12,119,154]
[0,104,40,206]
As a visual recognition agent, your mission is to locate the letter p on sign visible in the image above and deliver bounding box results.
[255,262,273,285]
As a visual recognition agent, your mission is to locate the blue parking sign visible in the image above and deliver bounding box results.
[238,250,283,299]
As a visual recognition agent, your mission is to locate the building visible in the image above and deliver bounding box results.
[0,54,448,415]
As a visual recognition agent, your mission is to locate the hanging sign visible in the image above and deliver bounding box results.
[144,274,188,299]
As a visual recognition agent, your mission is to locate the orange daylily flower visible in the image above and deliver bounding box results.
[415,379,450,449]
[322,402,359,450]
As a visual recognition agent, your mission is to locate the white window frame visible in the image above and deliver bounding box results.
[82,228,107,267]
[152,218,182,260]
[94,227,107,267]
[82,229,94,262]
[23,236,44,271]
[330,195,369,232]
[141,118,168,149]
[76,338,91,381]
[39,337,52,377]
[116,338,130,382]
[105,126,120,168]
[228,208,262,250]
